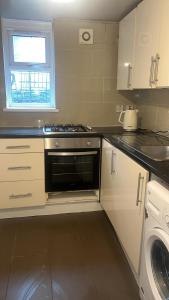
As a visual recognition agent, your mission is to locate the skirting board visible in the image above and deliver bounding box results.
[0,201,102,219]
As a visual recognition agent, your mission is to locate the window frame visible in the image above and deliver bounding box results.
[2,18,58,112]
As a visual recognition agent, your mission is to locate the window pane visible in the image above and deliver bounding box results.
[10,71,52,108]
[13,35,46,63]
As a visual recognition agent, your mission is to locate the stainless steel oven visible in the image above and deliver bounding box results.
[45,137,100,192]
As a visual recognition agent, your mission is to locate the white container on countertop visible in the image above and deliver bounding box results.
[119,108,138,131]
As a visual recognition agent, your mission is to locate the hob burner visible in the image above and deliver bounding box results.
[44,124,90,134]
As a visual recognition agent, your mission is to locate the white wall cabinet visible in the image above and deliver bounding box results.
[100,139,149,274]
[154,0,169,88]
[132,0,169,89]
[133,0,161,89]
[0,138,46,209]
[117,9,136,90]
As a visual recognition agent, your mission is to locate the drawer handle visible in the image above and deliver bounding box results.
[9,193,32,200]
[111,151,116,174]
[154,53,160,85]
[48,151,97,156]
[6,145,31,150]
[127,64,132,89]
[8,166,32,171]
[149,56,156,87]
[136,173,144,206]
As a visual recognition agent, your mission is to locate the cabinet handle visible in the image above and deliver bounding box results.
[6,145,31,150]
[9,193,32,200]
[48,151,97,156]
[154,53,160,86]
[8,166,32,171]
[111,151,116,174]
[149,56,156,87]
[136,173,144,206]
[127,64,132,89]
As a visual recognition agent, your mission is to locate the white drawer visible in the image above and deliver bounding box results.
[0,180,46,209]
[0,139,44,153]
[0,153,44,181]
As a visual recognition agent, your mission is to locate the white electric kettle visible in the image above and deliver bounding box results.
[118,109,138,131]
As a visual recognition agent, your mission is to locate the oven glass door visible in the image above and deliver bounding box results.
[45,149,100,192]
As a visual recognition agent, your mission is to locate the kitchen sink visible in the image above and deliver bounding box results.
[139,146,169,161]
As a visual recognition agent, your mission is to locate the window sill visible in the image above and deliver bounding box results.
[3,108,60,113]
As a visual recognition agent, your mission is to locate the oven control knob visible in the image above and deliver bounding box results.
[87,141,92,146]
[55,142,59,147]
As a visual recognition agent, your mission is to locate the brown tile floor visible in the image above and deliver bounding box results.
[0,211,140,300]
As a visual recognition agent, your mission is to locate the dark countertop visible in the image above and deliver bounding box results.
[0,125,169,184]
[0,127,101,138]
[0,127,44,138]
[0,126,122,138]
[103,131,169,185]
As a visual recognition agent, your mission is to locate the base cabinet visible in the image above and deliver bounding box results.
[0,138,46,210]
[101,139,149,274]
[0,180,46,209]
[0,153,44,182]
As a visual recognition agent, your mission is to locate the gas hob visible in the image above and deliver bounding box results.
[43,124,92,134]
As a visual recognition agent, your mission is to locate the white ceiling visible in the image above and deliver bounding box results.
[0,0,141,22]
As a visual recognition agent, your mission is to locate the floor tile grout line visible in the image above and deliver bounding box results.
[47,228,54,300]
[0,212,139,300]
[4,227,17,300]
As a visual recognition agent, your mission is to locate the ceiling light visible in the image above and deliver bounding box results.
[51,0,75,3]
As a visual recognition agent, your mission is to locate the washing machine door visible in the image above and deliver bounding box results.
[145,228,169,300]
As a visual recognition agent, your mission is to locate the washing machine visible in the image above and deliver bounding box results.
[140,180,169,300]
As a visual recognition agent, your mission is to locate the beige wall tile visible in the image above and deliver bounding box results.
[103,77,117,103]
[54,20,79,49]
[78,77,103,103]
[0,19,133,127]
[138,105,158,130]
[134,89,169,131]
[91,46,117,77]
[104,46,118,77]
[156,107,169,131]
[56,49,93,77]
[105,23,119,45]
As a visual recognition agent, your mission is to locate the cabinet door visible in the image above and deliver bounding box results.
[0,153,44,182]
[117,9,136,90]
[111,148,149,274]
[156,0,169,87]
[0,139,44,153]
[100,140,117,218]
[133,0,161,89]
[0,180,46,209]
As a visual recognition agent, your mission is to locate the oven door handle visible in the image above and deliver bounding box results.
[47,151,98,156]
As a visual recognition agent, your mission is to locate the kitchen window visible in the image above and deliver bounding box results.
[1,18,56,111]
